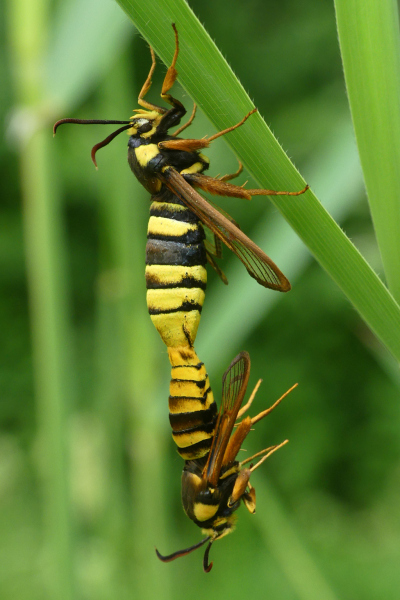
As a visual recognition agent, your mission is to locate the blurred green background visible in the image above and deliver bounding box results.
[2,0,400,599]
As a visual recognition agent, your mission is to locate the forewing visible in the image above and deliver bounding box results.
[205,352,251,487]
[206,251,228,285]
[204,229,228,283]
[161,168,290,292]
[204,228,223,259]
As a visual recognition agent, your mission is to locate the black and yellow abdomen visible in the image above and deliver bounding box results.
[168,347,217,460]
[145,192,207,348]
[145,192,217,459]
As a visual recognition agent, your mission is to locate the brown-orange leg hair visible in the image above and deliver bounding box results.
[250,383,298,426]
[228,440,289,508]
[236,378,263,419]
[159,109,258,152]
[225,381,297,467]
[160,23,182,109]
[247,439,289,473]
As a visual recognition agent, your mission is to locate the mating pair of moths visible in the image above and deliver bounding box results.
[54,25,308,572]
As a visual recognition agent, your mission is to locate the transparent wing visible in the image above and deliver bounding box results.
[205,352,251,487]
[204,228,223,259]
[161,168,291,292]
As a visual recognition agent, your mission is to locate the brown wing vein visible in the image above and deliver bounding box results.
[160,168,290,292]
[205,352,251,487]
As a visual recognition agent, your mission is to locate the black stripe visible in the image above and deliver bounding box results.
[146,272,207,291]
[172,419,216,437]
[192,515,235,530]
[171,362,204,370]
[148,301,203,315]
[169,387,211,404]
[147,227,205,245]
[177,437,213,458]
[147,225,204,245]
[146,239,206,267]
[150,203,200,224]
[171,378,206,389]
[169,403,218,431]
[151,188,185,205]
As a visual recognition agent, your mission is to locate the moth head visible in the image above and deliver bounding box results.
[128,110,163,138]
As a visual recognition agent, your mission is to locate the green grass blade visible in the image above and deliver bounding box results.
[199,118,364,371]
[25,134,76,600]
[114,0,400,362]
[334,0,400,302]
[7,0,76,595]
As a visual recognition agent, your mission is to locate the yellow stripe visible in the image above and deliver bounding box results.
[170,379,207,398]
[180,447,211,460]
[193,502,219,522]
[172,429,213,448]
[219,465,239,480]
[149,201,188,213]
[180,162,205,175]
[169,391,215,414]
[150,311,201,347]
[147,215,198,237]
[168,346,201,366]
[147,288,205,312]
[134,144,160,167]
[172,365,207,380]
[198,153,210,164]
[201,517,236,539]
[145,264,207,286]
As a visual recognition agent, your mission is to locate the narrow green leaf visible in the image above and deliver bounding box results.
[334,0,400,302]
[114,0,400,362]
[199,118,365,372]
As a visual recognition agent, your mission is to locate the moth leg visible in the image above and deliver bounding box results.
[160,23,184,110]
[184,172,309,200]
[158,110,257,152]
[173,103,197,137]
[248,440,289,473]
[239,445,279,467]
[250,383,298,426]
[219,161,243,182]
[137,46,166,114]
[228,468,251,507]
[205,108,258,143]
[242,485,256,514]
[156,24,187,131]
[236,378,262,420]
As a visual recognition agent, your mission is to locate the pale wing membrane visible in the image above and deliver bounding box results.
[205,198,241,230]
[204,228,228,283]
[204,228,222,258]
[221,352,250,412]
[214,236,223,259]
[205,352,251,487]
[206,251,228,285]
[161,168,290,292]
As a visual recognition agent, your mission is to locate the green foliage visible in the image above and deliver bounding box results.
[335,0,400,301]
[2,0,400,599]
[116,0,400,362]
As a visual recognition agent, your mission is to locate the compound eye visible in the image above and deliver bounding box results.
[136,119,153,134]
